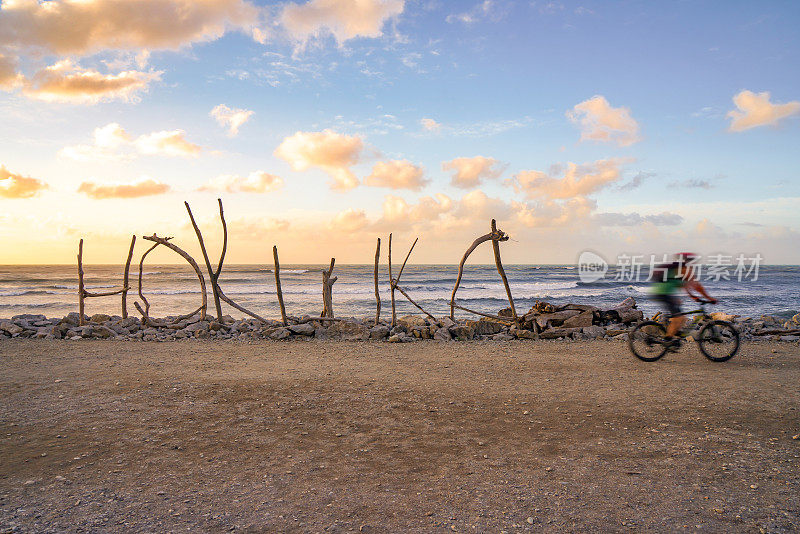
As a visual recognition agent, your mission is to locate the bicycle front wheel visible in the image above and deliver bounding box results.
[697,320,739,362]
[628,321,668,362]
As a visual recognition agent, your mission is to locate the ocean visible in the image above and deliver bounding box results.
[1,264,798,322]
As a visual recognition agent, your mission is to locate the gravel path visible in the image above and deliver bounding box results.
[1,339,798,532]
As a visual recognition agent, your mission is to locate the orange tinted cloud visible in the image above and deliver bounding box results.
[0,53,23,89]
[442,156,505,189]
[0,0,259,56]
[365,159,428,190]
[61,122,202,159]
[328,207,368,233]
[274,129,363,191]
[420,118,441,131]
[0,165,48,198]
[727,90,800,132]
[23,60,161,103]
[77,177,171,199]
[281,0,404,45]
[198,171,283,193]
[567,95,641,146]
[210,104,254,136]
[508,158,628,200]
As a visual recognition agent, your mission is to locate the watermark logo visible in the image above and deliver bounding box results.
[578,251,608,283]
[576,252,763,283]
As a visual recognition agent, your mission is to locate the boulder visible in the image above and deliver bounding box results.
[92,326,116,339]
[185,320,210,333]
[498,307,514,317]
[369,325,390,339]
[602,306,643,324]
[60,313,82,326]
[582,325,606,339]
[12,314,47,323]
[269,328,291,340]
[288,323,315,336]
[559,303,600,313]
[90,314,111,323]
[562,311,594,328]
[468,318,504,335]
[793,313,800,325]
[0,321,23,335]
[398,315,428,329]
[539,327,582,339]
[710,312,738,322]
[326,321,370,341]
[449,324,475,341]
[618,296,637,308]
[516,329,537,340]
[526,309,581,329]
[387,334,402,343]
[438,317,456,329]
[433,327,452,341]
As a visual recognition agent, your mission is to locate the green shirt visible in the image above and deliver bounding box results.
[651,265,685,295]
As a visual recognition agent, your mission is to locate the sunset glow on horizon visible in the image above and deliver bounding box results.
[1,0,799,265]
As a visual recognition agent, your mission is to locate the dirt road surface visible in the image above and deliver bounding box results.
[1,339,798,532]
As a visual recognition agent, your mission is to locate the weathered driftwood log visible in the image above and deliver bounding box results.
[452,303,516,324]
[374,237,381,325]
[273,246,288,326]
[134,241,160,325]
[121,235,136,318]
[449,220,513,321]
[751,328,800,336]
[322,258,337,318]
[491,219,517,320]
[77,236,136,325]
[387,236,435,321]
[395,284,435,320]
[388,233,396,326]
[185,200,225,321]
[77,239,85,325]
[136,234,208,324]
[185,199,266,324]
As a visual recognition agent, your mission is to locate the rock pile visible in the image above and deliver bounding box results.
[2,302,799,343]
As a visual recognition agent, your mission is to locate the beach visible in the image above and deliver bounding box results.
[1,339,798,532]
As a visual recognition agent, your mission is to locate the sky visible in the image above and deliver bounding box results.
[1,0,799,265]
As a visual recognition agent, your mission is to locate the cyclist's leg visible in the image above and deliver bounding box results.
[657,295,684,337]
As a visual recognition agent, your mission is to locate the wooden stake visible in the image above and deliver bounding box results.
[121,235,136,319]
[140,234,208,322]
[394,284,435,320]
[135,241,160,326]
[373,237,381,325]
[388,233,395,327]
[322,258,337,318]
[490,219,517,320]
[450,231,496,320]
[185,201,223,321]
[77,239,85,326]
[273,245,287,326]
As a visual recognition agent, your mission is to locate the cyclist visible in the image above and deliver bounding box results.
[650,252,717,350]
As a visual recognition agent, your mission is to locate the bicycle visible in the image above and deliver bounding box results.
[628,299,740,362]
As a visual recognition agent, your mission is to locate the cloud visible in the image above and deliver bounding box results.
[442,156,505,189]
[508,158,628,200]
[593,212,684,226]
[380,193,453,227]
[668,178,714,190]
[61,123,202,160]
[210,104,254,136]
[420,118,441,132]
[727,90,800,132]
[446,1,506,24]
[134,130,202,157]
[329,207,369,233]
[21,60,161,104]
[616,171,654,191]
[0,165,48,198]
[198,171,283,193]
[365,159,428,190]
[0,0,260,57]
[567,95,641,146]
[0,53,23,89]
[77,177,170,199]
[274,129,363,191]
[454,189,511,221]
[512,197,596,227]
[281,0,404,46]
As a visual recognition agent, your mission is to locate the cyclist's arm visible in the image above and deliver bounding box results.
[684,280,716,303]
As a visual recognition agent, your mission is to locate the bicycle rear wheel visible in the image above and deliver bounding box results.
[697,320,739,362]
[628,321,668,362]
